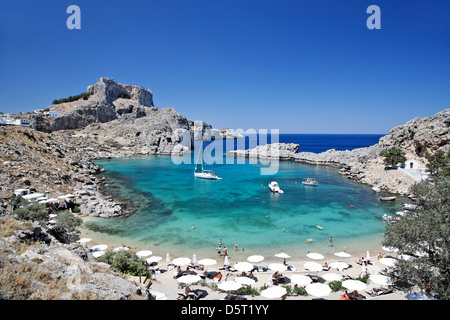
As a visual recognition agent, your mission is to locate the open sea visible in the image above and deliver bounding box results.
[82,133,407,262]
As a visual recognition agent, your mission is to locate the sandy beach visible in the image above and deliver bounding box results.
[80,224,408,300]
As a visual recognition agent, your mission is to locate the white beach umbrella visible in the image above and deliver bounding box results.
[366,250,371,261]
[224,256,230,266]
[379,258,397,267]
[274,252,291,259]
[235,276,256,285]
[290,274,312,286]
[136,250,153,258]
[305,283,332,297]
[234,262,254,272]
[177,274,202,284]
[303,261,323,272]
[307,252,324,260]
[146,256,162,264]
[166,253,171,263]
[198,258,217,267]
[268,263,288,272]
[192,253,197,265]
[260,286,287,299]
[322,273,342,282]
[92,244,108,251]
[172,257,191,266]
[329,261,349,271]
[247,255,265,263]
[369,274,393,286]
[334,251,351,258]
[78,238,91,243]
[218,281,242,292]
[113,246,129,252]
[92,251,106,258]
[342,280,367,291]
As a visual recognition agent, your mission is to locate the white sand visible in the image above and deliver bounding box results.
[80,219,409,300]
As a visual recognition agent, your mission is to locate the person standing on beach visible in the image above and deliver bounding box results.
[329,236,333,247]
[223,247,228,257]
[217,246,221,256]
[234,243,238,251]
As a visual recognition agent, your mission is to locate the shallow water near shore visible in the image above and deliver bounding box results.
[82,152,406,261]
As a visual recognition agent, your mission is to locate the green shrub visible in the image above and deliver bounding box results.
[14,203,48,222]
[52,92,92,105]
[10,194,27,211]
[47,211,82,244]
[98,251,147,276]
[293,285,308,296]
[329,281,343,292]
[356,274,370,283]
[236,285,259,296]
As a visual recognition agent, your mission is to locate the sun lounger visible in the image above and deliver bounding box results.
[366,287,393,297]
[177,292,187,300]
[225,294,247,300]
[349,291,366,300]
[187,291,200,300]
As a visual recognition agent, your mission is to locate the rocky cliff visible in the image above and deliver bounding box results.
[29,77,239,155]
[0,217,149,300]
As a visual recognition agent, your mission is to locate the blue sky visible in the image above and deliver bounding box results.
[0,0,448,133]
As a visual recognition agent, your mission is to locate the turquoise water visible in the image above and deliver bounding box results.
[84,154,404,260]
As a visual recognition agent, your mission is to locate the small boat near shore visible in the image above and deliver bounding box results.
[379,196,396,201]
[401,203,418,211]
[302,178,319,186]
[268,181,284,194]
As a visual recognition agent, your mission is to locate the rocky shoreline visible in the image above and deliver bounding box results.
[229,109,449,196]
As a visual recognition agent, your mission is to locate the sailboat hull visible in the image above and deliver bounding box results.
[194,172,222,180]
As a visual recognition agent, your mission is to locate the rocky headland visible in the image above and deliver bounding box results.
[229,109,449,195]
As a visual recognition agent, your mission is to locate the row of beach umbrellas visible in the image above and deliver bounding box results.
[82,241,396,299]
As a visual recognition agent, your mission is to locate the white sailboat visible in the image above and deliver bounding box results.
[302,178,319,186]
[194,142,222,180]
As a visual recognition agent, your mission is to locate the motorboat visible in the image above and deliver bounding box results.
[379,196,396,201]
[401,203,418,211]
[302,178,319,186]
[268,181,284,194]
[372,186,380,192]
